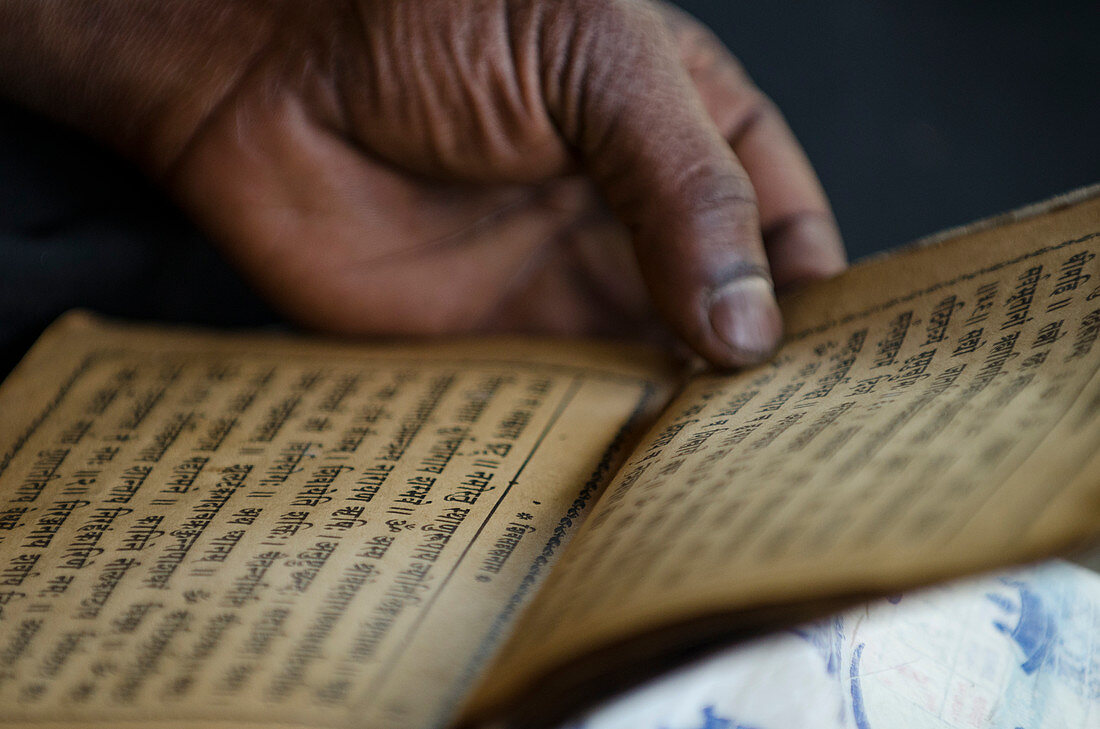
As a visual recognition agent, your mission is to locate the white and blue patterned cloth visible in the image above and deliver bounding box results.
[565,560,1100,729]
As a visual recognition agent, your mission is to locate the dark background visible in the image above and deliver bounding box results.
[677,0,1100,259]
[1,1,1097,374]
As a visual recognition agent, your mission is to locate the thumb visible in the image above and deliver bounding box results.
[541,1,780,368]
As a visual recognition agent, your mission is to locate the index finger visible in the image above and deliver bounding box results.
[663,6,848,289]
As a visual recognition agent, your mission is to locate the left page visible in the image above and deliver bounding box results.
[0,313,675,729]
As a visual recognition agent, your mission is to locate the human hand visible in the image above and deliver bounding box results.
[1,0,846,367]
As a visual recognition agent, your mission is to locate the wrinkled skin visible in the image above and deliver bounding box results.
[0,0,846,366]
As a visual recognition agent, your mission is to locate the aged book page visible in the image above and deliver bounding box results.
[465,188,1100,723]
[0,315,675,729]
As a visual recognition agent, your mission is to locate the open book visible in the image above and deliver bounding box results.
[0,187,1098,729]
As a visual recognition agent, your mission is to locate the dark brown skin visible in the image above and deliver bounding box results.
[0,0,846,367]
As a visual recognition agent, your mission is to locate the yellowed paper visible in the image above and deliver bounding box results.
[0,316,674,729]
[466,190,1100,718]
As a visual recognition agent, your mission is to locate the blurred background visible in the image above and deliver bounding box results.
[677,0,1100,259]
[1,0,1097,374]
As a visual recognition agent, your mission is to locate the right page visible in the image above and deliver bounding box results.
[463,186,1100,724]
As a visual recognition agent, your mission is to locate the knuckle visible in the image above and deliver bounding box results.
[676,167,758,219]
[727,91,781,145]
[668,168,762,256]
[538,0,666,74]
